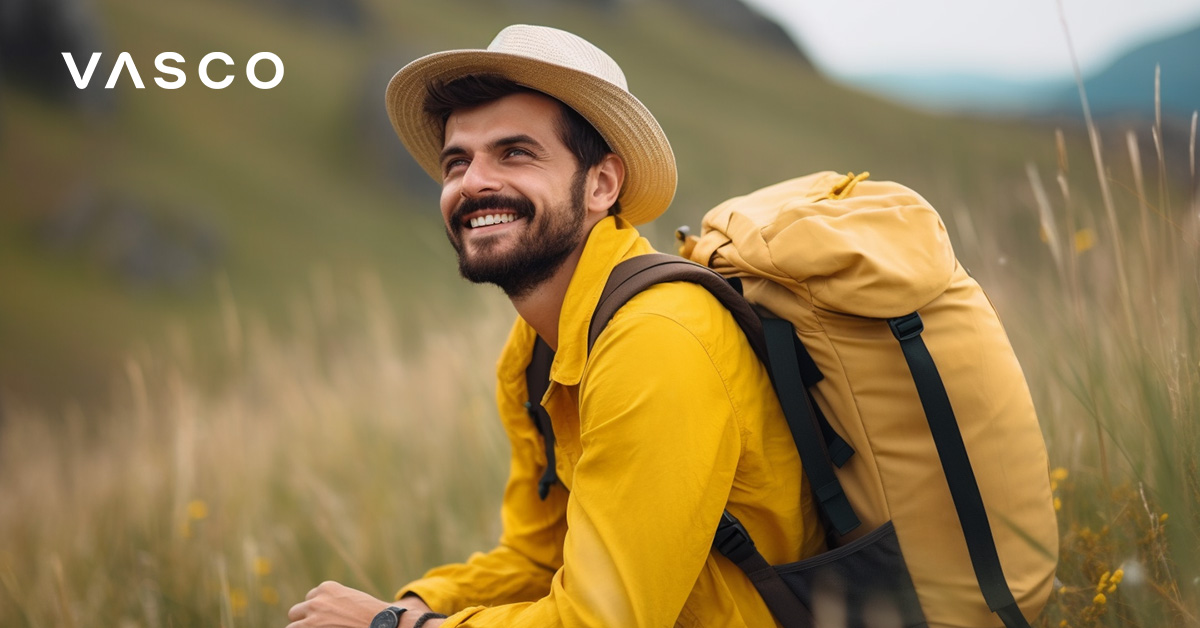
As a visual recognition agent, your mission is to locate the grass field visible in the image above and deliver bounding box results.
[1,0,1197,626]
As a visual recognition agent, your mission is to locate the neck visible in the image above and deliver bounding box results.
[510,245,585,352]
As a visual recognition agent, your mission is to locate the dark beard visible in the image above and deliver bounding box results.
[446,171,587,299]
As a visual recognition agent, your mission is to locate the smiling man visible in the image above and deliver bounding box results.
[436,86,619,314]
[285,24,823,628]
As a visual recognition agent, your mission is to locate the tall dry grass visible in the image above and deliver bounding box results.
[0,273,514,627]
[993,67,1199,624]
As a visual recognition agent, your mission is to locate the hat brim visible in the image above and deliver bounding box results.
[385,49,676,226]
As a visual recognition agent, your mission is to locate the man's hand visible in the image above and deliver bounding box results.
[286,581,434,628]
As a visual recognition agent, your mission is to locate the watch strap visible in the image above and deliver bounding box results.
[412,611,448,628]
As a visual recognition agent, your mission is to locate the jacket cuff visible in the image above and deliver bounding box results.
[395,577,462,615]
[435,606,486,628]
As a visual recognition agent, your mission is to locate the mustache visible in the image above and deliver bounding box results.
[451,194,536,226]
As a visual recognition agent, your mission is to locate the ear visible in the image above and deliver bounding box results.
[584,153,625,218]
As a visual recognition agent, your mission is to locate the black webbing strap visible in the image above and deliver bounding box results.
[790,333,824,388]
[814,400,854,468]
[787,335,854,467]
[888,312,1031,628]
[763,317,861,536]
[714,511,814,628]
[525,337,558,500]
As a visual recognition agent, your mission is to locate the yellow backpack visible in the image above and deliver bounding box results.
[531,172,1059,627]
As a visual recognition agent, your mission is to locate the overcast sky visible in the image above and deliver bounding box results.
[742,0,1200,80]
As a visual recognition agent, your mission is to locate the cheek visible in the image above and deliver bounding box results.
[439,187,459,225]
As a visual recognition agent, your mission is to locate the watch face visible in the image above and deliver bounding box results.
[369,608,400,628]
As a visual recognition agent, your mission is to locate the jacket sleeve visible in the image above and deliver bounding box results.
[396,319,568,611]
[436,311,744,627]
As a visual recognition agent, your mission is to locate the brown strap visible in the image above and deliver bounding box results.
[587,254,768,365]
[741,553,815,628]
[716,511,814,628]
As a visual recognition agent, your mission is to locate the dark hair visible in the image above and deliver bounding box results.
[423,74,621,215]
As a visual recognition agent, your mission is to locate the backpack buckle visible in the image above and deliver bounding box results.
[713,511,757,563]
[888,313,924,341]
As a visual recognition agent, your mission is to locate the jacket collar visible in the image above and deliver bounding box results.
[550,215,655,386]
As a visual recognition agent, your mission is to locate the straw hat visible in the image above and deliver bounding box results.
[385,24,677,226]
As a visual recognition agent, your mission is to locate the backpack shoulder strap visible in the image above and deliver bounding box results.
[587,253,768,364]
[589,253,860,534]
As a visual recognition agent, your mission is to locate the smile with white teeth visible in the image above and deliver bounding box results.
[468,213,520,228]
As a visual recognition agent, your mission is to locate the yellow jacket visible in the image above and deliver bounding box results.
[399,216,824,627]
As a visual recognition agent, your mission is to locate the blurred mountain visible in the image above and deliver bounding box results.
[665,0,812,66]
[1051,22,1200,118]
[846,73,1066,115]
[851,21,1200,119]
[0,0,111,109]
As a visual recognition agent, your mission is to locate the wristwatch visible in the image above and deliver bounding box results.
[369,606,407,628]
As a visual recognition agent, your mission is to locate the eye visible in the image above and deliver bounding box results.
[504,147,534,159]
[443,157,469,175]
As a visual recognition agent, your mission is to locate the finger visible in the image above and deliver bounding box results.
[287,601,307,621]
[309,580,341,600]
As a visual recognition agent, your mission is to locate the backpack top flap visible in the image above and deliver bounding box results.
[690,172,957,319]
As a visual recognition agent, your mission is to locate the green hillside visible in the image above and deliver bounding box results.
[2,0,1078,407]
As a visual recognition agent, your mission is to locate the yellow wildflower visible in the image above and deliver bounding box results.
[1107,568,1123,593]
[1096,571,1110,592]
[1059,621,1068,628]
[229,588,249,616]
[253,557,272,577]
[187,500,209,520]
[1050,467,1069,482]
[1159,513,1169,524]
[1093,593,1107,606]
[1053,497,1062,511]
[260,586,280,606]
[1073,228,1096,253]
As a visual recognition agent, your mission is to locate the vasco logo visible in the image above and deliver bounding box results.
[61,52,285,90]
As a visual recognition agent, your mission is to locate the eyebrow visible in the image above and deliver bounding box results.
[439,134,546,165]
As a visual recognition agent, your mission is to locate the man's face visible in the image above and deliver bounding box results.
[438,92,589,298]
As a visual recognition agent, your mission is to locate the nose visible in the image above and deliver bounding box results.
[460,156,502,198]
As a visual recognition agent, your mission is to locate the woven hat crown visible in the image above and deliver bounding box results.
[486,25,628,91]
